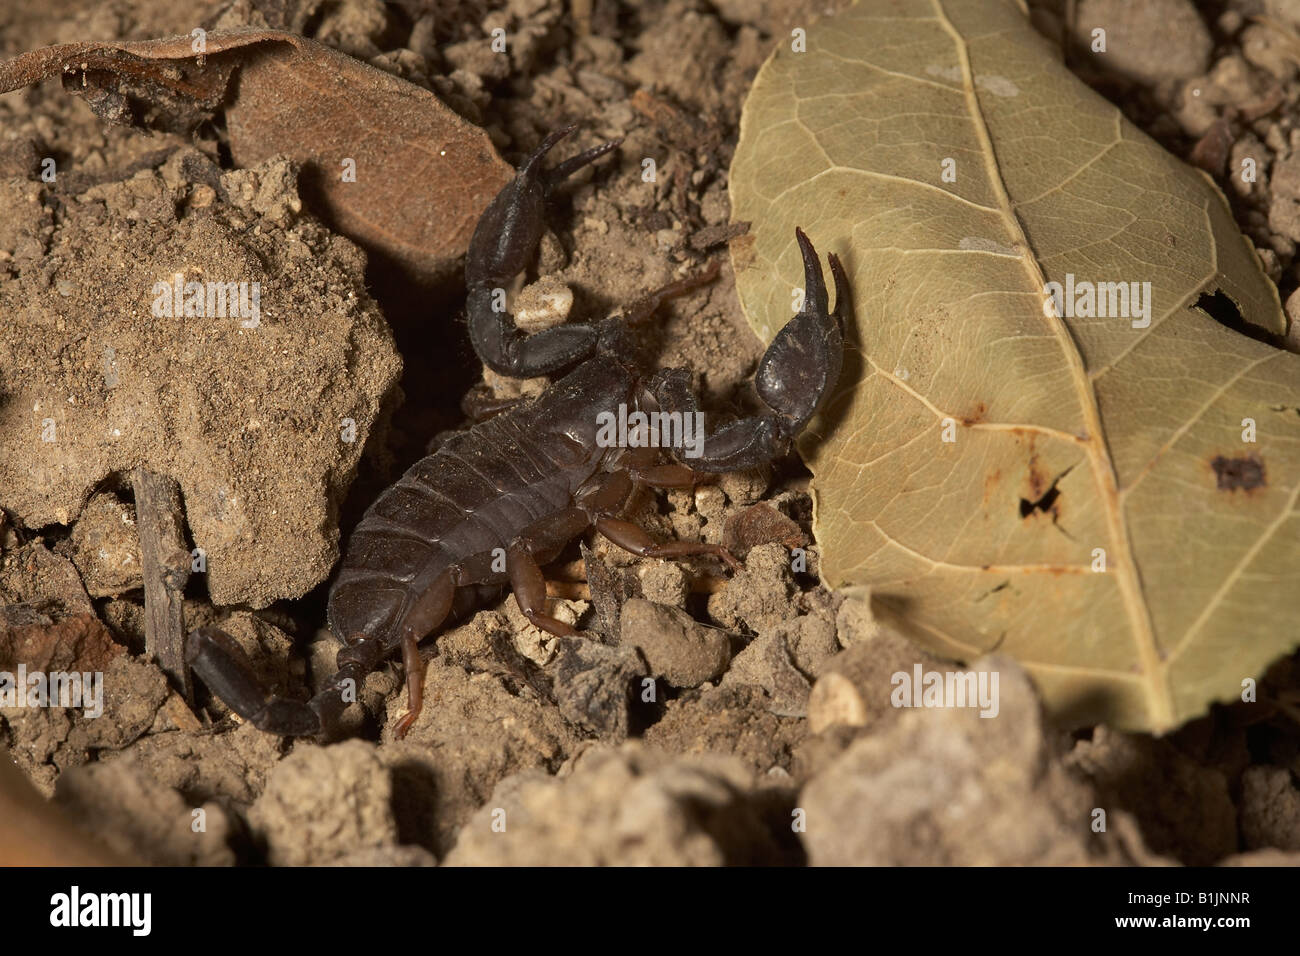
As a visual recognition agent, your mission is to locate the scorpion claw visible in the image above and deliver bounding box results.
[465,127,623,377]
[754,227,847,438]
[536,128,622,189]
[651,228,848,472]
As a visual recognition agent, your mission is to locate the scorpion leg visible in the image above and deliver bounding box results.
[624,462,700,488]
[391,571,456,738]
[651,228,850,472]
[504,508,592,637]
[465,126,623,377]
[595,516,741,571]
[506,544,579,638]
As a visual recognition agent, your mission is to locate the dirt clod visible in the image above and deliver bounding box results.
[620,597,731,688]
[800,657,1137,865]
[444,742,781,866]
[54,754,234,865]
[249,740,398,866]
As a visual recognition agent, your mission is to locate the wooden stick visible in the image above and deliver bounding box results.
[132,467,192,704]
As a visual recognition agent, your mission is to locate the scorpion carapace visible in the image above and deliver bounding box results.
[185,125,852,738]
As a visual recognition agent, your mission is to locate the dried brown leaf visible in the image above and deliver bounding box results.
[0,29,512,281]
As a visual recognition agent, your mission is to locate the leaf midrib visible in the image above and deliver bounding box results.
[930,0,1172,726]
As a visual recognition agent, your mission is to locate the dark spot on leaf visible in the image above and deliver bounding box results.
[1211,455,1266,491]
[975,580,1011,603]
[962,400,987,425]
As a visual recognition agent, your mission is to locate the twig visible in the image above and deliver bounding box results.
[132,467,192,704]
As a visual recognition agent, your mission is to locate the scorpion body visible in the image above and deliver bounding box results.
[185,126,850,738]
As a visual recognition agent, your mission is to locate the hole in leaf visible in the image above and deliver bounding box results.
[1019,483,1060,518]
[1193,288,1242,326]
[1018,466,1075,540]
[1193,289,1289,350]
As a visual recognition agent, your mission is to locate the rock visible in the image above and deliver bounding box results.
[54,756,234,865]
[58,492,141,598]
[512,275,574,332]
[1264,0,1300,30]
[1242,22,1297,82]
[644,683,807,776]
[1172,80,1219,138]
[549,635,642,739]
[1200,55,1263,107]
[67,655,169,751]
[1072,0,1212,85]
[0,609,122,674]
[1240,765,1300,851]
[626,4,731,112]
[312,0,392,61]
[707,542,794,633]
[444,743,782,866]
[834,593,883,648]
[637,560,689,608]
[806,623,939,735]
[0,541,94,616]
[3,643,168,793]
[799,656,1135,865]
[443,39,512,83]
[1067,726,1238,865]
[0,155,402,608]
[784,611,839,677]
[1268,153,1300,241]
[724,630,812,716]
[112,722,282,805]
[378,661,575,855]
[249,740,397,866]
[501,594,582,666]
[620,598,731,688]
[718,466,770,508]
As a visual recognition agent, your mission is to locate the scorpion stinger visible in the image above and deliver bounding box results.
[650,227,850,473]
[465,125,623,378]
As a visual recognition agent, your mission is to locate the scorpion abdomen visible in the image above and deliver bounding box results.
[325,374,625,650]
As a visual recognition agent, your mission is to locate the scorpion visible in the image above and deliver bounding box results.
[184,126,850,738]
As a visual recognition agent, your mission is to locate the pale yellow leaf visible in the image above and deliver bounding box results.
[730,0,1300,732]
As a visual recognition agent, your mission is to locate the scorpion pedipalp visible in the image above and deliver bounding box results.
[465,125,623,377]
[649,227,850,472]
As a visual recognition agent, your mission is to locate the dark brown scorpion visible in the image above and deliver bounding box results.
[184,126,850,738]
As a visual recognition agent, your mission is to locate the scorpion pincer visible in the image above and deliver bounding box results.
[184,126,851,739]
